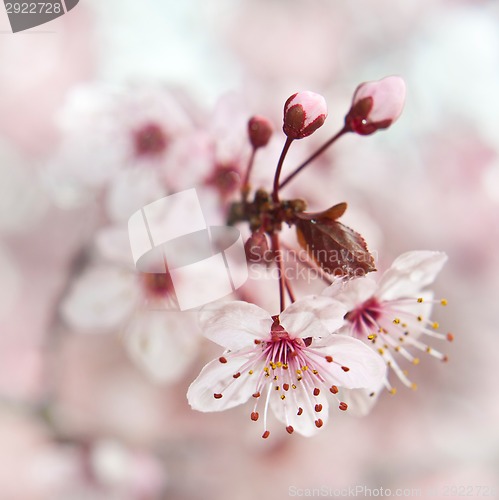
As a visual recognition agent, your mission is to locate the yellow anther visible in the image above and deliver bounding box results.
[283,364,288,370]
[402,323,407,328]
[441,299,448,306]
[432,322,439,329]
[426,347,432,353]
[275,386,280,390]
[312,370,318,375]
[276,361,283,368]
[412,358,420,365]
[292,384,297,389]
[393,318,400,324]
[249,370,254,375]
[264,367,269,373]
[417,297,424,303]
[367,334,377,341]
[280,395,286,400]
[394,346,400,352]
[411,383,418,391]
[417,316,423,322]
[273,376,278,381]
[296,369,302,375]
[302,365,309,371]
[389,388,397,395]
[378,348,385,355]
[297,376,303,381]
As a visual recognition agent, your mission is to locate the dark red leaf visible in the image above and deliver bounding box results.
[294,202,376,277]
[296,202,347,221]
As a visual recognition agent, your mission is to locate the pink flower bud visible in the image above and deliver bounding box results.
[345,76,406,135]
[248,115,274,149]
[283,91,327,140]
[245,230,271,264]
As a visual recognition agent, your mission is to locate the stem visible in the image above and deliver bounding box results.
[272,137,294,203]
[279,127,348,190]
[271,233,286,312]
[241,148,257,201]
[285,279,296,304]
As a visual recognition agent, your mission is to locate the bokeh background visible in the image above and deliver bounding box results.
[1,1,499,499]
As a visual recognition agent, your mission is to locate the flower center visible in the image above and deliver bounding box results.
[134,123,168,157]
[270,318,291,342]
[344,294,452,393]
[205,163,241,198]
[142,272,174,299]
[214,318,350,438]
[345,296,381,339]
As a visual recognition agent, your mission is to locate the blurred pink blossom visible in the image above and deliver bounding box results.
[61,263,200,383]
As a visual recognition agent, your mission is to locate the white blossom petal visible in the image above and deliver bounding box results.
[323,278,378,311]
[377,251,448,300]
[62,266,139,331]
[312,336,387,389]
[105,168,166,223]
[125,310,199,382]
[337,386,382,417]
[280,296,346,338]
[95,226,135,268]
[187,354,256,411]
[199,301,272,350]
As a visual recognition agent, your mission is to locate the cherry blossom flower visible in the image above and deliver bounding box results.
[162,93,269,203]
[187,299,386,437]
[323,251,451,412]
[61,263,199,383]
[44,83,193,208]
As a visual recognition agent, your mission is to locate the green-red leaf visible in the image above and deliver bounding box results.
[294,203,376,277]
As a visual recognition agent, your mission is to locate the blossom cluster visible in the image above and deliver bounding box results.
[185,78,454,437]
[46,75,452,440]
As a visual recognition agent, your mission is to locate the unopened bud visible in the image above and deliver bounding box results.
[248,115,274,149]
[345,76,406,135]
[245,230,270,264]
[283,91,327,140]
